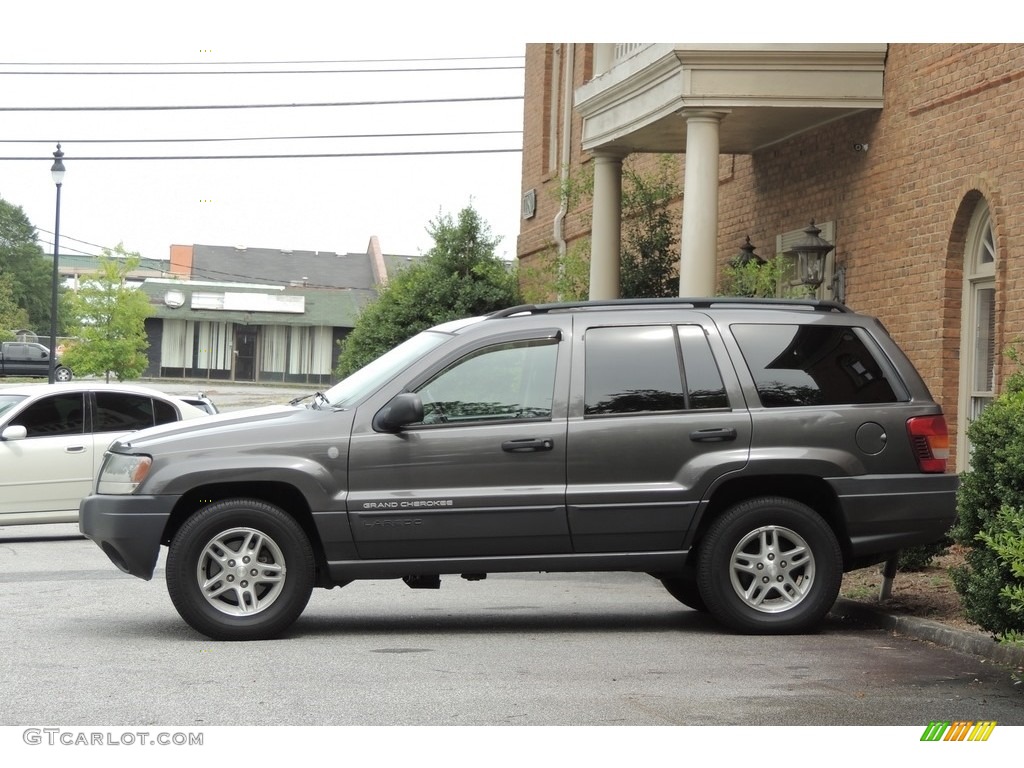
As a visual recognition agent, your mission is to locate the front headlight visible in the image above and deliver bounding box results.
[96,453,153,495]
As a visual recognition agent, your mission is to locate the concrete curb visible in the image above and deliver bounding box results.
[831,598,1024,668]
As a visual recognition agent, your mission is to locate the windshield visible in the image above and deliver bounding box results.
[322,330,454,408]
[0,394,28,420]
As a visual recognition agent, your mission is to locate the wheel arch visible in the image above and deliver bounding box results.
[690,474,853,569]
[161,481,331,586]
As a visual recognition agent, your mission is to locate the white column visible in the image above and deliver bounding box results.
[589,151,626,300]
[678,110,728,296]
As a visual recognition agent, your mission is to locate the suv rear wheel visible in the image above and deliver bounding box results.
[697,496,842,634]
[166,499,315,641]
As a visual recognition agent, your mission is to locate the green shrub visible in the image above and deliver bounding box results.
[976,505,1024,617]
[951,363,1024,639]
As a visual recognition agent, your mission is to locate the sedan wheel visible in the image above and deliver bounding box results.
[166,499,314,641]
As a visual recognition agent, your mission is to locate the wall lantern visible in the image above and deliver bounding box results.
[731,236,766,267]
[786,220,845,304]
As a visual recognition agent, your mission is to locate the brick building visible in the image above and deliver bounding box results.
[518,43,1024,470]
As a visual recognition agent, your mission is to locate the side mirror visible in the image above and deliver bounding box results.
[372,392,424,432]
[1,425,28,441]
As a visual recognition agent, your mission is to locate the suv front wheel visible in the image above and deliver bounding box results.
[166,499,315,641]
[697,496,842,634]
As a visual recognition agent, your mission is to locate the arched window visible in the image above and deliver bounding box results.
[958,199,996,469]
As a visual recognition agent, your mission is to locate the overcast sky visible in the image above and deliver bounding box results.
[2,2,534,266]
[2,3,971,272]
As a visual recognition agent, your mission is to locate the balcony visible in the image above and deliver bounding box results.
[576,44,887,155]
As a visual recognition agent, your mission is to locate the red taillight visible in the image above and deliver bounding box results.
[906,415,950,473]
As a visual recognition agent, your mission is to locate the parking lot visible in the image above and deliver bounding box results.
[136,379,312,413]
[2,519,1024,727]
[2,379,1023,740]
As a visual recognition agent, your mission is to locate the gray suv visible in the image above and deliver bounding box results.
[79,299,958,640]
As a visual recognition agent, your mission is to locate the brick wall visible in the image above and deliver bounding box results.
[519,43,1024,466]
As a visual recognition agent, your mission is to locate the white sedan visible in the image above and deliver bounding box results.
[0,382,208,525]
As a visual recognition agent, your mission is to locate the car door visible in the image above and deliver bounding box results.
[566,316,753,553]
[346,327,571,560]
[0,388,186,520]
[0,391,91,517]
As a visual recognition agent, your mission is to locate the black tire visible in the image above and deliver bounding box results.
[660,574,708,612]
[54,366,72,382]
[697,496,842,634]
[166,499,315,641]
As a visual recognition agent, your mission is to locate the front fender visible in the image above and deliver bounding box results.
[143,453,345,512]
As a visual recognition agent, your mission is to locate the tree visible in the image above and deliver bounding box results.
[60,245,154,381]
[0,272,29,341]
[336,205,521,377]
[620,156,680,298]
[520,155,681,302]
[0,196,56,332]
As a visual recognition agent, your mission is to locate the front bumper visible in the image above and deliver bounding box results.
[78,494,179,580]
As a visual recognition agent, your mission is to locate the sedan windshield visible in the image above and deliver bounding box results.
[0,394,28,419]
[322,330,453,409]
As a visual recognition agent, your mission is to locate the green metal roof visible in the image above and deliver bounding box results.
[44,252,172,277]
[139,280,377,328]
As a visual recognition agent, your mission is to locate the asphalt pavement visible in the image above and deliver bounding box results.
[831,598,1024,670]
[2,525,1023,727]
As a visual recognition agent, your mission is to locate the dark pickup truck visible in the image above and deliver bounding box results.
[0,341,73,381]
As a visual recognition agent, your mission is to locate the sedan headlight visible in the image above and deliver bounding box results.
[96,453,153,495]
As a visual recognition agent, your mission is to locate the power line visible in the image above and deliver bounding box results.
[0,130,522,144]
[1,148,521,161]
[0,95,522,113]
[1,56,523,66]
[0,65,525,76]
[36,228,110,252]
[35,239,104,258]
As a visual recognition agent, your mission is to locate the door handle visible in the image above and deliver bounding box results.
[502,438,554,453]
[65,445,87,454]
[689,428,737,442]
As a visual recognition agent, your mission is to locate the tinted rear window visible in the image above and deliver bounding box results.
[732,324,902,407]
[95,392,166,432]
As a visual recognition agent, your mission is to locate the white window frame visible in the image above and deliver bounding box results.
[957,199,996,470]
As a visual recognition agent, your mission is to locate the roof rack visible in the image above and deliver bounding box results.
[487,297,851,319]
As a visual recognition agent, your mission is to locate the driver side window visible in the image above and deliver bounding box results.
[13,393,85,438]
[416,339,558,425]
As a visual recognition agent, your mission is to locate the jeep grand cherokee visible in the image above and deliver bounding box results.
[79,299,958,640]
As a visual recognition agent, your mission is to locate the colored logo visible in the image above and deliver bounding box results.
[921,721,997,741]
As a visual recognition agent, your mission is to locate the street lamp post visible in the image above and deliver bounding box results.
[48,144,66,384]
